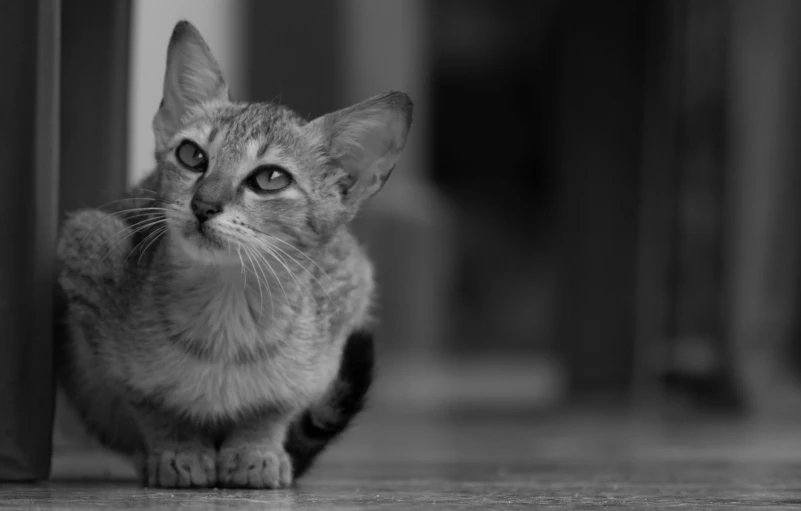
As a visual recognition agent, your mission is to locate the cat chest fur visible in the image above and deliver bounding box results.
[124,272,335,421]
[126,344,337,422]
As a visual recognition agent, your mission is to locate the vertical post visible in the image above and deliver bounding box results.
[340,0,453,360]
[728,0,801,416]
[667,0,740,411]
[0,0,60,481]
[555,0,645,399]
[631,0,683,405]
[53,0,133,448]
[60,0,131,212]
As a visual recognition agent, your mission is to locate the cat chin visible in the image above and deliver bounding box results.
[170,227,242,266]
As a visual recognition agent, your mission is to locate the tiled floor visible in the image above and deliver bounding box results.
[4,410,801,509]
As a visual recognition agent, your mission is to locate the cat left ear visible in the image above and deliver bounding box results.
[309,91,413,215]
[153,21,229,150]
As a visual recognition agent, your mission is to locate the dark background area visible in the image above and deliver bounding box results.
[240,0,801,416]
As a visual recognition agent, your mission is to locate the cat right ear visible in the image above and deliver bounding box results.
[152,21,229,151]
[308,91,413,219]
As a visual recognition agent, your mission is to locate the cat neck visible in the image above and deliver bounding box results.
[153,233,309,325]
[136,233,315,362]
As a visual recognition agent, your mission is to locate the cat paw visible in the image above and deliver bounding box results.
[143,446,216,488]
[217,446,293,489]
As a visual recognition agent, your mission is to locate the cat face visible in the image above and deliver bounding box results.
[152,21,412,264]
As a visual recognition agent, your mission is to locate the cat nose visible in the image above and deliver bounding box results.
[191,198,223,223]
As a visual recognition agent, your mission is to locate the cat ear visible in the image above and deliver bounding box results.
[309,91,413,215]
[153,21,229,150]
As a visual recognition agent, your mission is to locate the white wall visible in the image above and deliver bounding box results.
[340,0,432,222]
[339,1,453,359]
[127,0,246,184]
[341,0,428,181]
[728,0,801,416]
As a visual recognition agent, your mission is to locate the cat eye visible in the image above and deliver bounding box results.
[247,166,293,193]
[175,140,208,172]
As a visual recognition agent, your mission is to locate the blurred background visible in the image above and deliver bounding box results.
[6,0,801,483]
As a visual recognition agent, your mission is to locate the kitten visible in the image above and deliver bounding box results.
[54,20,412,489]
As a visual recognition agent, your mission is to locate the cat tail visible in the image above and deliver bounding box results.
[284,329,375,480]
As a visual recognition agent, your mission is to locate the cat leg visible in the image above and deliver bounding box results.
[217,412,295,489]
[132,405,217,488]
[56,210,147,455]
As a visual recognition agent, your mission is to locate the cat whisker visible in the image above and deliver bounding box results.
[250,244,291,307]
[243,234,333,308]
[114,206,175,216]
[91,195,157,211]
[247,247,268,324]
[242,243,271,322]
[122,222,162,268]
[83,216,160,265]
[109,214,170,239]
[259,236,333,306]
[136,225,169,267]
[252,239,302,289]
[75,205,173,250]
[234,241,251,303]
[249,238,303,298]
[261,234,333,284]
[224,229,290,309]
[235,243,247,279]
[91,217,168,269]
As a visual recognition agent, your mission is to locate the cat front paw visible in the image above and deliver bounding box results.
[217,445,293,489]
[143,445,216,488]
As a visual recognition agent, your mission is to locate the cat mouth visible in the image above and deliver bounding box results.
[172,222,241,265]
[184,222,225,250]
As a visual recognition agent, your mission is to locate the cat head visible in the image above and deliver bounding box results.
[152,21,412,263]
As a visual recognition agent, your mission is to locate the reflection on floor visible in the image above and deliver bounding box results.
[4,408,801,510]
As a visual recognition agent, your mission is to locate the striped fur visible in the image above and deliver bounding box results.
[286,329,375,479]
[55,20,410,489]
